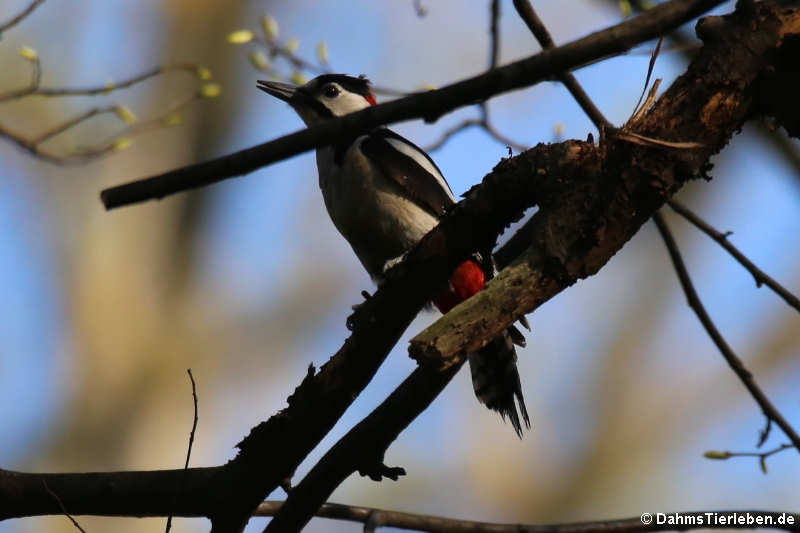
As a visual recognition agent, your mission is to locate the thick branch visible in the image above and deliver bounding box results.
[409,0,798,366]
[100,0,723,210]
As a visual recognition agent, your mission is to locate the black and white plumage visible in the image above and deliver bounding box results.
[258,74,530,435]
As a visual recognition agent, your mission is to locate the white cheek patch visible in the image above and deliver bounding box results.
[325,90,372,116]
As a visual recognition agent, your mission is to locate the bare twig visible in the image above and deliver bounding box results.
[489,0,501,70]
[0,0,46,33]
[0,63,203,103]
[0,54,42,101]
[1,92,200,164]
[667,200,800,313]
[35,64,204,97]
[31,106,119,145]
[42,480,87,533]
[652,212,800,455]
[512,0,613,131]
[422,118,483,152]
[705,443,795,474]
[165,369,199,533]
[425,0,528,153]
[254,501,800,532]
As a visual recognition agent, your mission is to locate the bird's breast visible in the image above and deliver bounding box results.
[316,142,439,278]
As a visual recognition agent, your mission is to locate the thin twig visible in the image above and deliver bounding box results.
[38,63,203,97]
[165,369,199,533]
[668,200,800,313]
[652,212,800,455]
[0,55,42,102]
[31,106,119,145]
[254,501,800,532]
[705,443,795,474]
[42,480,87,533]
[0,0,46,33]
[422,118,483,152]
[0,63,203,103]
[489,0,501,70]
[512,0,613,131]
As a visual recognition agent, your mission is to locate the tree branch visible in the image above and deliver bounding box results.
[667,199,800,313]
[512,0,612,131]
[0,0,46,33]
[652,211,800,454]
[100,0,724,210]
[258,501,800,533]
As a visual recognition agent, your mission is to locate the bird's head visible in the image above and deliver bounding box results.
[257,74,377,126]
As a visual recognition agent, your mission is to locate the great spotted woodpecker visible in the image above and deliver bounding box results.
[258,74,530,436]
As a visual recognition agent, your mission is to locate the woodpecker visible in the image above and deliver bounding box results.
[258,74,530,436]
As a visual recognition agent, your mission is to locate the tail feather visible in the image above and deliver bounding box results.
[468,329,530,437]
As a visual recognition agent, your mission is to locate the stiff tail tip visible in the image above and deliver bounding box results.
[468,331,531,438]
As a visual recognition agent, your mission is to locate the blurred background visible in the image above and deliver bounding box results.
[1,0,798,532]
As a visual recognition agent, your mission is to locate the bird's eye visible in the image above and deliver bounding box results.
[323,85,339,98]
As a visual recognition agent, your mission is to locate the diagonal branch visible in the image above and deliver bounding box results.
[0,0,46,33]
[100,0,725,210]
[512,0,612,131]
[667,199,800,313]
[652,212,800,454]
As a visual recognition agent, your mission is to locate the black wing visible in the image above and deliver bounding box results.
[360,128,455,217]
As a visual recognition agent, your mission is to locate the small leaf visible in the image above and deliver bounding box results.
[419,84,438,91]
[261,15,279,42]
[163,112,183,127]
[195,66,212,80]
[286,37,300,53]
[760,456,768,474]
[249,50,270,71]
[316,41,329,64]
[227,29,254,44]
[703,450,731,460]
[619,0,632,17]
[289,71,307,86]
[114,105,137,125]
[113,137,133,151]
[18,46,38,61]
[102,81,116,94]
[200,83,222,98]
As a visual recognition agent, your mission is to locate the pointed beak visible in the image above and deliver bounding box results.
[257,80,297,103]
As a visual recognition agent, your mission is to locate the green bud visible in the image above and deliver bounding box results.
[227,29,254,44]
[703,450,731,460]
[261,15,279,42]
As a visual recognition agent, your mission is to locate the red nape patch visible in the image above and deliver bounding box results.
[365,93,377,106]
[433,260,486,314]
